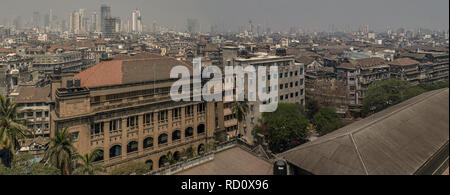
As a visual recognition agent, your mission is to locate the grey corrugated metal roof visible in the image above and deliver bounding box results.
[280,88,449,175]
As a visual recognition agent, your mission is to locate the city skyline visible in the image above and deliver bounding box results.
[0,0,449,32]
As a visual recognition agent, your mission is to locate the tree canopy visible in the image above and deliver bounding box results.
[311,107,343,136]
[254,103,309,153]
[109,161,149,175]
[362,79,449,117]
[0,154,59,175]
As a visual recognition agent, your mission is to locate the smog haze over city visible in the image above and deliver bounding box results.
[0,0,449,183]
[0,0,449,32]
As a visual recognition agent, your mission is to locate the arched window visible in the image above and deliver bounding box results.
[93,149,104,162]
[172,130,181,141]
[145,160,153,171]
[109,145,122,158]
[143,137,154,149]
[197,124,205,134]
[185,127,194,137]
[159,155,168,168]
[173,151,181,162]
[198,144,205,155]
[158,134,168,145]
[127,141,138,153]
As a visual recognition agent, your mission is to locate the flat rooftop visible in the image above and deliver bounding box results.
[176,146,273,175]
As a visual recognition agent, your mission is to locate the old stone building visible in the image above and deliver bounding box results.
[50,52,220,171]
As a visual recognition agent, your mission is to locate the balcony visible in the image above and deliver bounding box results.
[172,120,182,128]
[185,116,194,125]
[158,123,169,131]
[197,112,206,122]
[143,124,154,134]
[91,93,172,113]
[90,133,104,141]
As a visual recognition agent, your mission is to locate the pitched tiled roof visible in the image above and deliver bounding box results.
[74,52,192,88]
[336,62,356,70]
[74,60,123,88]
[350,57,388,69]
[390,58,420,66]
[295,56,315,65]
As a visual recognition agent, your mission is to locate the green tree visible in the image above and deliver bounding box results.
[230,100,249,137]
[73,149,105,175]
[0,154,59,175]
[362,79,449,117]
[306,98,320,120]
[362,79,410,116]
[254,103,309,153]
[0,95,30,167]
[182,146,195,158]
[109,161,149,175]
[312,107,343,136]
[42,127,76,175]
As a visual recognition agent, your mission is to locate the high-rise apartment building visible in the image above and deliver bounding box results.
[100,5,111,33]
[132,9,142,33]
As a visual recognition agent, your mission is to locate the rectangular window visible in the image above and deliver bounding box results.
[109,119,122,132]
[126,116,138,128]
[158,110,168,123]
[143,113,154,125]
[185,105,194,117]
[90,122,104,136]
[197,103,206,113]
[36,112,42,118]
[172,108,181,120]
[72,132,79,141]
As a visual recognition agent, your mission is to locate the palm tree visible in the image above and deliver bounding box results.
[73,149,105,175]
[42,127,76,175]
[0,95,29,167]
[230,100,249,137]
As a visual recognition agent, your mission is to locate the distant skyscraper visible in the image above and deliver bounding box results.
[104,17,119,38]
[69,9,88,34]
[186,18,198,33]
[92,12,99,32]
[33,11,41,29]
[132,9,142,33]
[152,20,157,33]
[48,9,53,29]
[100,5,111,33]
[70,10,80,34]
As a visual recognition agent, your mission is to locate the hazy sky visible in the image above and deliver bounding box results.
[0,0,448,32]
